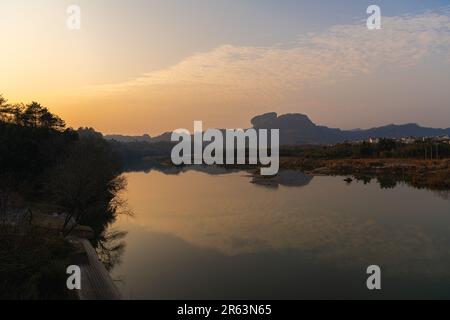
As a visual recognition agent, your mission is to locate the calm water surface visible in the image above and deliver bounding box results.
[108,169,450,299]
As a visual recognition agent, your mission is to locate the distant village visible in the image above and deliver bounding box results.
[350,135,450,145]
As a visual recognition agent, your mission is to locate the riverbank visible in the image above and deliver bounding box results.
[75,238,122,300]
[278,157,450,190]
[35,214,122,300]
[0,213,121,300]
[121,155,450,191]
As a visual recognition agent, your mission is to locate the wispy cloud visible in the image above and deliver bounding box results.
[91,9,450,97]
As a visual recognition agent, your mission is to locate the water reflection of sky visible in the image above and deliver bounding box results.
[110,170,450,299]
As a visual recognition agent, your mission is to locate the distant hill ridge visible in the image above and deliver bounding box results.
[103,134,153,143]
[104,112,450,146]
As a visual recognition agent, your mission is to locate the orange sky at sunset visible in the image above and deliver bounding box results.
[1,1,449,135]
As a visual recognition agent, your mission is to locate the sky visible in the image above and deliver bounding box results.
[0,0,449,135]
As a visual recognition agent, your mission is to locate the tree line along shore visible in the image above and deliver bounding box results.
[278,157,450,190]
[1,95,126,299]
[274,141,450,190]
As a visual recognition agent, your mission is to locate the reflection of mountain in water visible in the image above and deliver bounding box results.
[127,163,242,175]
[126,163,314,189]
[251,170,313,188]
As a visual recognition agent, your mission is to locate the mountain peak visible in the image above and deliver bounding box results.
[251,112,315,129]
[105,113,449,146]
[251,112,278,128]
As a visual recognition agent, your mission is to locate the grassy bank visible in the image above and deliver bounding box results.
[279,157,450,190]
[0,223,78,300]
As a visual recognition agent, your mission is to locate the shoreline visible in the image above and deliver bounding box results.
[124,156,450,191]
[33,214,122,300]
[278,157,450,190]
[75,238,122,300]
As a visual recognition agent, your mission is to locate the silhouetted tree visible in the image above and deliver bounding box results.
[20,102,66,130]
[94,229,127,271]
[0,96,65,131]
[1,94,127,299]
[46,138,125,235]
[0,95,11,122]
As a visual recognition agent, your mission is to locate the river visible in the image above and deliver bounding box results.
[107,168,450,299]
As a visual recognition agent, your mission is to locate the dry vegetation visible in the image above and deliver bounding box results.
[279,157,450,190]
